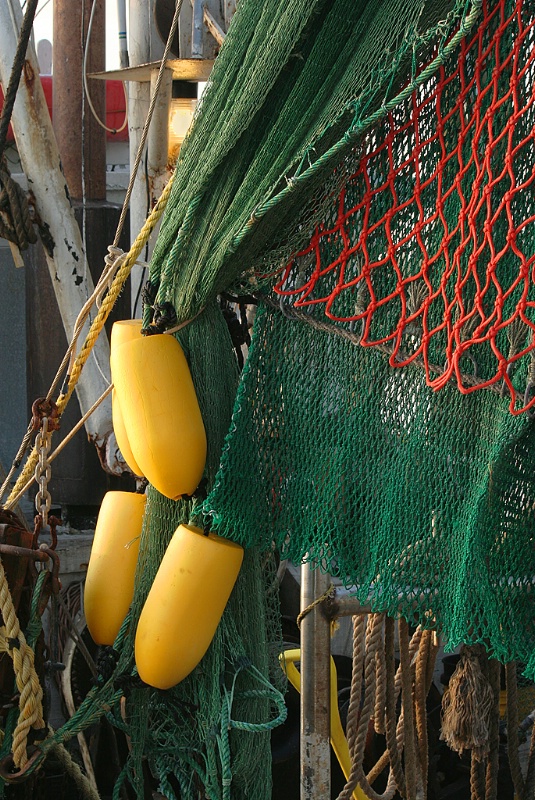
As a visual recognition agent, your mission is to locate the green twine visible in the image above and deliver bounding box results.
[217,660,287,800]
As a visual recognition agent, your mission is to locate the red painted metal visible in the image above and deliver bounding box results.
[0,75,128,142]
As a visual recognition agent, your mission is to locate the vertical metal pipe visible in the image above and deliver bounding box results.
[53,0,106,202]
[300,562,332,800]
[191,0,204,58]
[116,0,129,68]
[128,0,152,310]
[147,67,172,211]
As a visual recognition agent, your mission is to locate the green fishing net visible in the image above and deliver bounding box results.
[205,0,535,675]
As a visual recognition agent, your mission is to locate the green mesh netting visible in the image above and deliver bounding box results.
[145,0,479,324]
[204,0,535,676]
[206,301,535,669]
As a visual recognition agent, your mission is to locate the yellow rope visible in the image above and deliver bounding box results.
[0,560,45,768]
[5,172,175,508]
[296,584,335,628]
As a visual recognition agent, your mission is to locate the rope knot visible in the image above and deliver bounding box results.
[0,163,37,251]
[440,644,495,761]
[94,646,120,685]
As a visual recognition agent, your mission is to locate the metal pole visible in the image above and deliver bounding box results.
[147,67,172,220]
[300,561,331,800]
[0,0,116,465]
[53,0,106,202]
[128,0,164,312]
[116,0,129,69]
[191,0,204,58]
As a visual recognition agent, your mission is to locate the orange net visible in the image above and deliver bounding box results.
[271,0,535,413]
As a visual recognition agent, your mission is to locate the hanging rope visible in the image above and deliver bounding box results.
[0,162,37,250]
[0,559,45,768]
[335,615,435,800]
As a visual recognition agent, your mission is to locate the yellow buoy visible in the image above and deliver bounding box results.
[84,491,146,646]
[110,321,144,477]
[110,319,144,350]
[110,333,207,499]
[112,388,143,476]
[135,524,244,689]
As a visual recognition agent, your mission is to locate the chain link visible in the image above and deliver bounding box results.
[34,417,52,525]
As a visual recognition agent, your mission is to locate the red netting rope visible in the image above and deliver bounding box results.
[270,0,535,414]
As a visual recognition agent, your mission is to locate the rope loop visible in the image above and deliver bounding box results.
[0,163,37,251]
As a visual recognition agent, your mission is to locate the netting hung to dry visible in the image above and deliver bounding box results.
[206,0,535,675]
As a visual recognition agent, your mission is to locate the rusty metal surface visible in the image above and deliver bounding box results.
[31,398,60,433]
[53,0,106,202]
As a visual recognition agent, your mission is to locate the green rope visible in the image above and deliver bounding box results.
[217,660,287,800]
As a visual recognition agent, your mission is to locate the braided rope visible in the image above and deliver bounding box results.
[374,627,387,736]
[50,741,101,800]
[364,626,426,792]
[5,172,175,510]
[381,617,406,795]
[414,629,431,800]
[0,559,44,768]
[338,614,398,800]
[398,618,418,800]
[470,757,485,800]
[337,614,365,800]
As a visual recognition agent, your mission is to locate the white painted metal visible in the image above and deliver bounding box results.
[116,0,129,68]
[0,0,119,468]
[127,0,152,309]
[148,67,173,209]
[127,0,166,311]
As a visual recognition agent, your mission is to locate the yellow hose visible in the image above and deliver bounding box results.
[280,649,367,800]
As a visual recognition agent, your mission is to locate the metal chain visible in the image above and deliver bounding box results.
[34,417,52,524]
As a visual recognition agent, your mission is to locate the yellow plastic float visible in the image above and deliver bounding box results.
[110,331,207,499]
[135,524,244,689]
[112,389,143,477]
[110,320,145,477]
[84,490,146,645]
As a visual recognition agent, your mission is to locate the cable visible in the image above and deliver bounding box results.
[132,148,151,317]
[34,0,52,20]
[82,0,128,135]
